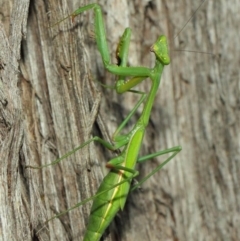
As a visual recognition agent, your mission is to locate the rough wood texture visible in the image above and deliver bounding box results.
[0,0,239,240]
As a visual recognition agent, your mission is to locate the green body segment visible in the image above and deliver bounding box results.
[83,171,124,241]
[34,3,183,241]
[71,4,170,241]
[82,60,164,241]
[83,127,144,241]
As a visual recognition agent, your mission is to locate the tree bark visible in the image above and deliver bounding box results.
[0,0,239,241]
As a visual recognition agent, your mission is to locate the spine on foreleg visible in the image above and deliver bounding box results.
[83,171,126,241]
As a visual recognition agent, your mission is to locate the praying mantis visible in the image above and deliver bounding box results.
[27,3,189,241]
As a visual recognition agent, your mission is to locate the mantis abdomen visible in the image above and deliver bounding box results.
[83,169,130,241]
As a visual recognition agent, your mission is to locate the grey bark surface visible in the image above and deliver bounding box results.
[0,0,239,241]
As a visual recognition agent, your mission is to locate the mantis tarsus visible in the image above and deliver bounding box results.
[28,3,183,241]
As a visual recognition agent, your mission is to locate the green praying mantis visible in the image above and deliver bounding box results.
[27,3,187,241]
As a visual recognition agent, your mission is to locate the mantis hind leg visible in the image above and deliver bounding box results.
[44,159,139,224]
[105,146,182,192]
[25,136,126,169]
[25,90,147,169]
[130,146,182,191]
[42,146,181,223]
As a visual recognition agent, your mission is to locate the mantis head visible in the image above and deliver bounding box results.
[151,35,170,65]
